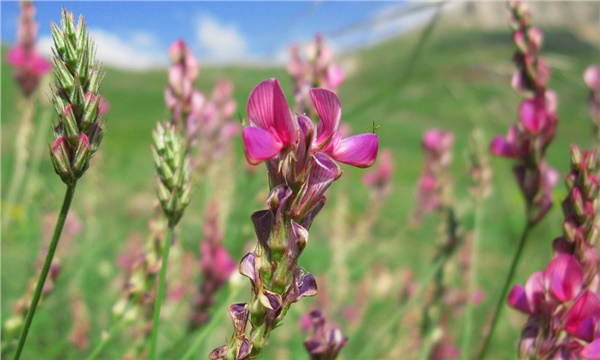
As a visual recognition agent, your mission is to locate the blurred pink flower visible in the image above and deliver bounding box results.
[8,0,51,96]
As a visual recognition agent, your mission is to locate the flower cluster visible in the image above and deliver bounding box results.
[584,65,600,139]
[412,129,454,224]
[508,146,600,359]
[490,0,559,224]
[195,78,240,172]
[164,39,203,138]
[49,8,105,185]
[287,34,345,115]
[302,309,348,360]
[7,0,51,97]
[151,122,193,226]
[508,255,600,358]
[210,79,377,359]
[189,201,236,329]
[554,146,598,286]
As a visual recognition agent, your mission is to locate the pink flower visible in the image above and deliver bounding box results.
[584,65,600,92]
[242,79,378,168]
[243,79,297,164]
[309,88,378,168]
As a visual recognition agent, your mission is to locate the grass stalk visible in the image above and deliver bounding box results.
[12,182,78,360]
[21,106,53,206]
[460,198,483,358]
[148,223,175,359]
[3,96,36,230]
[474,221,532,360]
[180,286,241,360]
[355,257,446,359]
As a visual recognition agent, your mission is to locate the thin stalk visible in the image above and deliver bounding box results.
[86,315,127,360]
[149,223,175,360]
[3,96,35,230]
[13,182,78,360]
[460,198,483,358]
[355,257,446,359]
[475,222,532,360]
[181,286,241,360]
[22,106,53,206]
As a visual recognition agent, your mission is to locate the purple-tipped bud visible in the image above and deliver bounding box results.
[62,104,79,143]
[229,303,250,336]
[209,345,228,360]
[72,134,90,174]
[251,210,273,249]
[239,252,258,292]
[50,136,71,182]
[287,268,318,304]
[236,336,253,360]
[259,290,282,312]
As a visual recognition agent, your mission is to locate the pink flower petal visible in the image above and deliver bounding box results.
[310,88,341,147]
[524,271,545,313]
[544,254,583,302]
[247,79,296,146]
[519,98,545,134]
[578,337,600,359]
[7,45,26,66]
[490,135,517,158]
[508,285,531,314]
[584,65,600,91]
[242,127,282,164]
[564,290,600,341]
[331,133,378,168]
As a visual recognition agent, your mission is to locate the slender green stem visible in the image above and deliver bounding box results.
[22,106,53,206]
[3,97,35,231]
[475,222,532,360]
[355,257,446,359]
[149,224,175,360]
[460,198,483,358]
[86,315,127,360]
[13,182,78,360]
[180,287,241,360]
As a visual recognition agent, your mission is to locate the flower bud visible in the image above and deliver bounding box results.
[72,134,90,175]
[50,136,72,183]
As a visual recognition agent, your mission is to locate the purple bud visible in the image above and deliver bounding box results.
[229,303,249,336]
[236,336,253,360]
[259,290,282,312]
[251,210,273,249]
[209,345,228,360]
[239,252,257,283]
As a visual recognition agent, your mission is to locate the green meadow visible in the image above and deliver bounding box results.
[2,15,599,360]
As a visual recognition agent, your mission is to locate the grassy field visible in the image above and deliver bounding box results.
[2,14,599,360]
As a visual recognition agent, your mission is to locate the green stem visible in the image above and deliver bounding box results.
[475,222,531,360]
[355,257,446,359]
[3,97,35,231]
[149,224,175,360]
[180,286,241,360]
[86,316,126,360]
[12,182,78,360]
[460,198,483,358]
[21,106,53,207]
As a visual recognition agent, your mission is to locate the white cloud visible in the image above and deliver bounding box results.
[196,14,248,64]
[38,28,168,71]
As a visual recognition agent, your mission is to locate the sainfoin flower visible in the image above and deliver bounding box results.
[8,0,51,96]
[211,79,377,359]
[508,254,600,358]
[242,79,377,169]
[489,0,559,225]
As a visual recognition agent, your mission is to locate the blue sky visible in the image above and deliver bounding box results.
[1,1,436,70]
